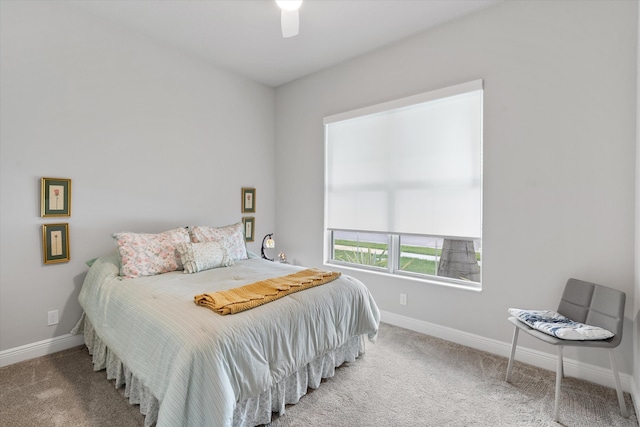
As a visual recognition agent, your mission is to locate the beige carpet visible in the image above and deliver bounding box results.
[0,322,637,427]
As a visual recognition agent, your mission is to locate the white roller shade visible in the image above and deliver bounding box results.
[324,80,482,238]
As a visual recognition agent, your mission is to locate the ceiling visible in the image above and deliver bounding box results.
[68,0,500,87]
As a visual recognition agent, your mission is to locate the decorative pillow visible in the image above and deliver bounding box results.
[175,241,234,274]
[189,223,248,261]
[508,308,614,340]
[113,227,190,278]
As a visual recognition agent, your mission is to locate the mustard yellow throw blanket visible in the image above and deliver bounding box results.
[194,268,342,315]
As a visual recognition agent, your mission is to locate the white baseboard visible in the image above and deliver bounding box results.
[0,333,85,368]
[632,376,640,423]
[380,310,633,393]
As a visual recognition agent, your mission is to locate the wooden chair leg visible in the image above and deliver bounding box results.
[505,326,519,382]
[608,349,629,418]
[553,346,563,422]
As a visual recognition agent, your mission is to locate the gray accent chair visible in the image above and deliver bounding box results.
[505,278,628,422]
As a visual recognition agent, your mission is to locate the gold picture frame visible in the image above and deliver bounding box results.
[41,177,71,217]
[241,187,255,213]
[42,223,70,264]
[243,217,255,242]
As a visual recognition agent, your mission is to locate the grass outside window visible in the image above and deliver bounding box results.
[329,231,481,285]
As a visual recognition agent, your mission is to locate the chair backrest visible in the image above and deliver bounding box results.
[557,278,626,346]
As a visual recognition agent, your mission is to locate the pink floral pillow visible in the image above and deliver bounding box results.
[113,227,190,278]
[189,222,248,261]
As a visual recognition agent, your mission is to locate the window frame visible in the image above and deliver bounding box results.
[323,80,483,289]
[326,229,481,289]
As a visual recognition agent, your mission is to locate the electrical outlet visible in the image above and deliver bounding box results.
[47,310,59,326]
[400,293,407,306]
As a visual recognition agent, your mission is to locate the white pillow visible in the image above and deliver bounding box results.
[189,223,248,261]
[175,241,234,274]
[508,308,614,340]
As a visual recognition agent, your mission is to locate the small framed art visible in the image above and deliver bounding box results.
[42,223,70,264]
[41,177,71,217]
[241,187,255,213]
[243,217,255,242]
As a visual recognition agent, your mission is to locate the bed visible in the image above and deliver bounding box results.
[74,225,380,427]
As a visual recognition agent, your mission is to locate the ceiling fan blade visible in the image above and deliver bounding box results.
[281,9,299,38]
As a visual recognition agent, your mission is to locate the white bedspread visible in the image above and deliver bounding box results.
[78,250,380,427]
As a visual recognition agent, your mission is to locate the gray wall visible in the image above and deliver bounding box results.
[0,2,276,351]
[634,0,640,410]
[275,0,638,374]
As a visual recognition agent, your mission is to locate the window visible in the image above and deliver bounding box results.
[324,80,483,287]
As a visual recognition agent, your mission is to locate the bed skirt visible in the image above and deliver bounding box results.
[72,314,365,427]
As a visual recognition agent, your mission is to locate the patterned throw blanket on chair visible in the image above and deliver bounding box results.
[508,308,614,340]
[194,268,341,315]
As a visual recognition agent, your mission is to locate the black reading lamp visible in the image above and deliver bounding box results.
[261,233,275,261]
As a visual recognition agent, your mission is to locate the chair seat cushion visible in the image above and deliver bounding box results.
[508,308,614,340]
